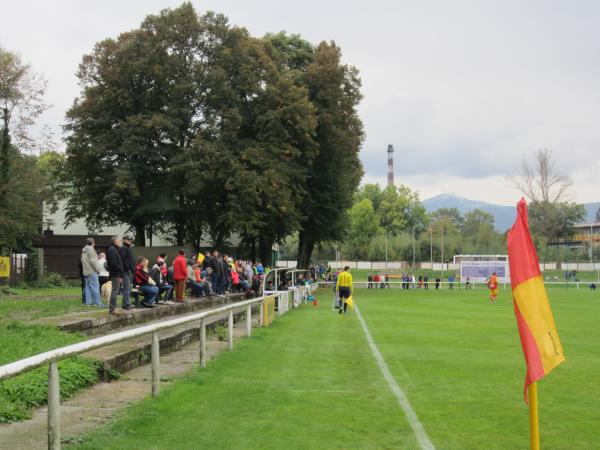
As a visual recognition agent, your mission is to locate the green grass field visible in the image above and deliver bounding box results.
[71,286,599,449]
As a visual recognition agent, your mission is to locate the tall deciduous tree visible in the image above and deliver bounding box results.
[512,149,585,243]
[64,26,176,245]
[354,183,385,212]
[511,149,571,203]
[197,27,317,263]
[65,4,217,246]
[461,208,503,254]
[348,199,381,254]
[529,201,586,243]
[378,185,427,235]
[0,47,49,252]
[430,207,464,229]
[294,41,364,268]
[65,6,319,259]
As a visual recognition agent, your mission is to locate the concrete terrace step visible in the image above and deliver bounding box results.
[32,292,250,336]
[86,303,261,377]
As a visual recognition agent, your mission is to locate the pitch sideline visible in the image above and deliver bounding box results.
[354,302,436,450]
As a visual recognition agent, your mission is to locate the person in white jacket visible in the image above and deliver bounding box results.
[80,238,104,307]
[97,252,111,304]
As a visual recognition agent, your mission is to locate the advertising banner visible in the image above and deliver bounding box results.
[0,257,10,278]
[460,260,509,283]
[262,296,276,326]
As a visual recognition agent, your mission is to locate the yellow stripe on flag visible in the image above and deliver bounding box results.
[513,275,564,374]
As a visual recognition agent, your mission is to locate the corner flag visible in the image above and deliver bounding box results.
[507,198,565,399]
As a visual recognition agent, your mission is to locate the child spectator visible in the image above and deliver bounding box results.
[150,258,173,303]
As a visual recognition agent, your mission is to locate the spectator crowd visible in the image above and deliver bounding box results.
[364,272,464,290]
[80,236,272,315]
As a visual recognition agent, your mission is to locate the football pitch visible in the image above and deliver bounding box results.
[73,286,599,450]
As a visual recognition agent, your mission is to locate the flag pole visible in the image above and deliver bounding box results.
[529,381,540,450]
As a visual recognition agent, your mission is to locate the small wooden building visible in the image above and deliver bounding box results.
[33,232,113,279]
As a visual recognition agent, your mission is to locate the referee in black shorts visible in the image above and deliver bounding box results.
[335,266,353,315]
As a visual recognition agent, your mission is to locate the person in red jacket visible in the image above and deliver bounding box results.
[158,253,168,278]
[173,249,188,302]
[230,266,240,292]
[134,257,159,307]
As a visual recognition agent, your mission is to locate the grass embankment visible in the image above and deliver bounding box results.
[0,287,109,423]
[72,293,420,449]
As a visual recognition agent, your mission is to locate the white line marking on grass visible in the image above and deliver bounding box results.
[354,303,436,450]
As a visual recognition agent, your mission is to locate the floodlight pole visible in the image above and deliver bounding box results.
[412,225,417,268]
[429,227,433,267]
[385,231,388,270]
[441,224,445,279]
[590,224,594,265]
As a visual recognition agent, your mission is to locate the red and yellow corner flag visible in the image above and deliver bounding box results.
[507,198,565,400]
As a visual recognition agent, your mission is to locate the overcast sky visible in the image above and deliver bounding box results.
[2,0,599,206]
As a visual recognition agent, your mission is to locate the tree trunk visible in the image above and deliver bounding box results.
[258,236,273,266]
[134,222,146,247]
[213,231,225,251]
[0,108,10,209]
[175,195,185,246]
[175,219,185,247]
[0,108,9,179]
[296,231,315,270]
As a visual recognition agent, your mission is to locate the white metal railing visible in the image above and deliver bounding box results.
[0,292,295,450]
[319,281,597,290]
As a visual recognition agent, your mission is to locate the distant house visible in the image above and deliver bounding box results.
[34,200,172,278]
[547,222,600,251]
[572,222,600,244]
[40,200,172,247]
[34,201,253,278]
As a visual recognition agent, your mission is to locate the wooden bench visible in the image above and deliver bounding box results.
[131,287,143,307]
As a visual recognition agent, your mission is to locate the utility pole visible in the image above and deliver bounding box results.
[429,227,433,268]
[412,225,417,268]
[385,231,388,270]
[441,223,445,279]
[590,224,594,265]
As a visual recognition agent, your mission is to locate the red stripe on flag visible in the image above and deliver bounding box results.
[507,198,541,287]
[514,295,545,401]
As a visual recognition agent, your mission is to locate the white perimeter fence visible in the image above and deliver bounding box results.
[278,260,600,273]
[320,280,597,290]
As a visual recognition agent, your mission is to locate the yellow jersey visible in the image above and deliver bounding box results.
[336,271,353,292]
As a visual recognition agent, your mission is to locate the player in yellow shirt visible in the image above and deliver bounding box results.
[335,266,353,315]
[487,272,498,303]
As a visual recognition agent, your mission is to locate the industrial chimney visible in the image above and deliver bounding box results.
[387,144,394,187]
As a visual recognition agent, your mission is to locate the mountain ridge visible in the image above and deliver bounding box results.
[422,194,599,231]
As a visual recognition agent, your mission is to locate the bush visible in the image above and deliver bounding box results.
[0,287,18,296]
[0,357,118,423]
[23,272,68,289]
[213,324,228,341]
[43,272,67,287]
